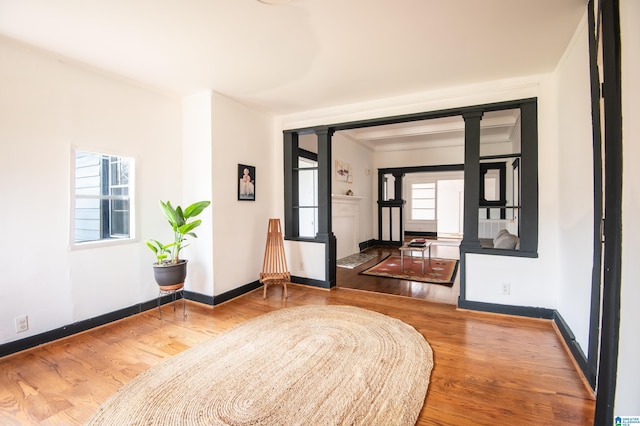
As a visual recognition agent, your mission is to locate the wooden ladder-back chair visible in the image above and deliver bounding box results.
[259,218,290,298]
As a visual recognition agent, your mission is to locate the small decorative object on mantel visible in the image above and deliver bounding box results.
[346,189,353,196]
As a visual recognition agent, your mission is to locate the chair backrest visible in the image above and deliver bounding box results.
[260,218,290,282]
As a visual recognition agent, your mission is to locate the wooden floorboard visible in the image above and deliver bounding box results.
[337,243,461,305]
[0,284,595,425]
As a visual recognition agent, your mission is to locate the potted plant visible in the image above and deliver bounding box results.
[146,200,211,287]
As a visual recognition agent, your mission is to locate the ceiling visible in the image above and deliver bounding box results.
[0,0,587,116]
[341,109,521,151]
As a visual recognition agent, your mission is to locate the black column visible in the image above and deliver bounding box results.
[283,131,298,238]
[315,126,337,288]
[461,110,483,250]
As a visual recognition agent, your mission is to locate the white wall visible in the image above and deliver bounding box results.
[210,93,278,295]
[554,12,594,357]
[617,0,640,415]
[332,132,375,245]
[182,92,214,296]
[0,37,182,344]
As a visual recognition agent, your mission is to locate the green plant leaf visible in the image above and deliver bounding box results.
[184,201,211,219]
[175,205,185,227]
[160,201,178,226]
[178,219,201,235]
[146,240,159,253]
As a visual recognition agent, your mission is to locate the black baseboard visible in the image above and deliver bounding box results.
[184,290,214,306]
[291,275,330,289]
[405,231,437,238]
[457,298,555,319]
[358,239,378,251]
[374,240,403,247]
[553,311,595,389]
[212,281,262,305]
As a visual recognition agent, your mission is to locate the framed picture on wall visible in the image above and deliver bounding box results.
[238,164,256,201]
[336,160,350,182]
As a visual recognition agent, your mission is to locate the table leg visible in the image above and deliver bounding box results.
[401,249,405,272]
[421,250,425,274]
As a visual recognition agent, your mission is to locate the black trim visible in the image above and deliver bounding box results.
[183,290,214,306]
[379,163,464,175]
[462,246,538,259]
[291,275,330,289]
[586,0,604,392]
[358,239,378,251]
[212,281,262,305]
[405,231,437,238]
[460,110,483,251]
[554,311,594,386]
[457,299,554,319]
[595,0,623,423]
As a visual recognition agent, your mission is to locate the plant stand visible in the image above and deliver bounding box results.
[157,282,186,319]
[259,218,290,298]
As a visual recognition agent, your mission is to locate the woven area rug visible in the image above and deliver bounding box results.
[361,255,459,286]
[336,252,377,269]
[86,305,433,426]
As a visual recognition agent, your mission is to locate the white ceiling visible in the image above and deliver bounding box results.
[341,109,521,151]
[0,0,587,116]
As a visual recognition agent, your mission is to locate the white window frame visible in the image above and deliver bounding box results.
[409,181,437,222]
[71,147,136,249]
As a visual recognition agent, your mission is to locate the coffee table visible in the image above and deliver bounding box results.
[399,241,432,274]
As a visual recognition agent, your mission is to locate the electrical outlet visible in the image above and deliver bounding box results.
[15,315,29,333]
[501,283,511,295]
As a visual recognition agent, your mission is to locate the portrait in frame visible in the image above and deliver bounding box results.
[238,164,256,201]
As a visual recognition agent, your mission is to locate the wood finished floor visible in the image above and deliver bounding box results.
[0,285,594,425]
[337,242,461,305]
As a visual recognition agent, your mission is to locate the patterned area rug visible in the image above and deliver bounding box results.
[361,255,459,286]
[336,252,377,269]
[86,305,433,426]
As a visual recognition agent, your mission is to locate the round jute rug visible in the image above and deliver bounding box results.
[86,305,433,426]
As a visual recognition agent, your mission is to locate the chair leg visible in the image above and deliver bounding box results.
[284,282,288,298]
[263,282,267,299]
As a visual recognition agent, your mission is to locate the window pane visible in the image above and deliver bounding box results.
[298,168,317,207]
[413,199,435,209]
[74,150,133,243]
[412,188,435,199]
[413,209,435,220]
[298,207,318,238]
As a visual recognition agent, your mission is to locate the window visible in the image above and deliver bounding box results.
[411,182,436,220]
[73,150,134,244]
[297,156,318,238]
